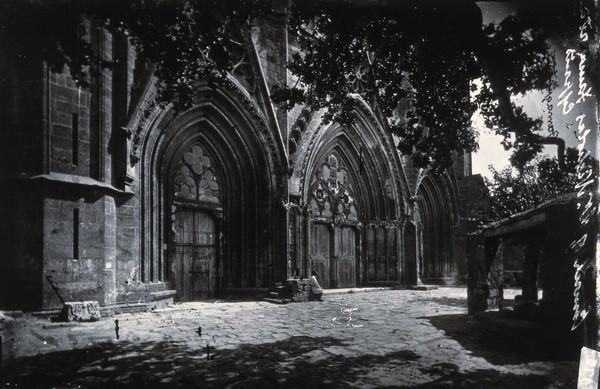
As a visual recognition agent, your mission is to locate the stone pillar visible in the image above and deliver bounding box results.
[487,239,504,309]
[402,221,417,286]
[357,224,364,286]
[101,196,117,305]
[467,234,489,315]
[522,239,542,302]
[415,222,424,286]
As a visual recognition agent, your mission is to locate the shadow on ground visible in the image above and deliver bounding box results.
[2,336,413,388]
[3,332,578,388]
[427,312,580,365]
[420,297,467,308]
[409,362,576,389]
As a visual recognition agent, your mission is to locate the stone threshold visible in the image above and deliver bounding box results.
[323,287,393,295]
[101,302,150,316]
[149,290,177,299]
[409,284,440,291]
[263,287,395,304]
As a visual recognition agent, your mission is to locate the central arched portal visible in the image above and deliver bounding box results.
[293,110,409,287]
[308,154,359,288]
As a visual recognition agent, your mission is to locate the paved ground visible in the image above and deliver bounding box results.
[1,287,579,388]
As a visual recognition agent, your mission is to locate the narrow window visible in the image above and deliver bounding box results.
[72,113,79,166]
[73,208,79,259]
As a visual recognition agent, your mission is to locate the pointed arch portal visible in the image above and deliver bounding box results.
[139,83,286,301]
[308,152,359,287]
[416,173,459,283]
[292,104,409,288]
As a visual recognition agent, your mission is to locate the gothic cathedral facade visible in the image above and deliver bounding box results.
[0,13,481,311]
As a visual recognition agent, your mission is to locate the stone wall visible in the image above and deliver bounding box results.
[0,28,46,310]
[0,23,144,310]
[0,187,43,311]
[115,191,141,302]
[43,196,100,306]
[49,68,91,175]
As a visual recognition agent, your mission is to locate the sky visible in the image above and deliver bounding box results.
[470,2,588,180]
[471,91,555,179]
[470,2,516,179]
[471,114,511,179]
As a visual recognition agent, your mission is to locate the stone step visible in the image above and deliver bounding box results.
[149,290,177,300]
[148,289,177,309]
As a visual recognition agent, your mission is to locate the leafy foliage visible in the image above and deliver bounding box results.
[0,0,273,112]
[271,0,578,171]
[96,0,273,112]
[271,1,485,169]
[1,0,581,170]
[484,148,578,221]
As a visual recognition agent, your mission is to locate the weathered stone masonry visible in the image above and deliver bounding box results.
[0,13,480,312]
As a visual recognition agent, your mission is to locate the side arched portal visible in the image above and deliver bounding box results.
[416,172,459,284]
[140,83,286,300]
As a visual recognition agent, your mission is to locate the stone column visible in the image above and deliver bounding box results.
[101,196,117,305]
[415,222,424,286]
[522,239,542,302]
[467,234,489,315]
[487,239,504,309]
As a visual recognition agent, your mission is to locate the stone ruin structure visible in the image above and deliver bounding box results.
[467,194,597,350]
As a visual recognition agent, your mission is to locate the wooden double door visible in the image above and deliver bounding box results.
[172,208,217,301]
[365,226,398,283]
[310,223,357,288]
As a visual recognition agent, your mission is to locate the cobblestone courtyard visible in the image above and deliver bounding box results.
[1,288,579,388]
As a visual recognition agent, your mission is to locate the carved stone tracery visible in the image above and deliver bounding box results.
[173,144,221,204]
[308,153,358,225]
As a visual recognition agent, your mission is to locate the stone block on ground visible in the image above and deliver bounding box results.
[60,301,101,322]
[148,290,176,310]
